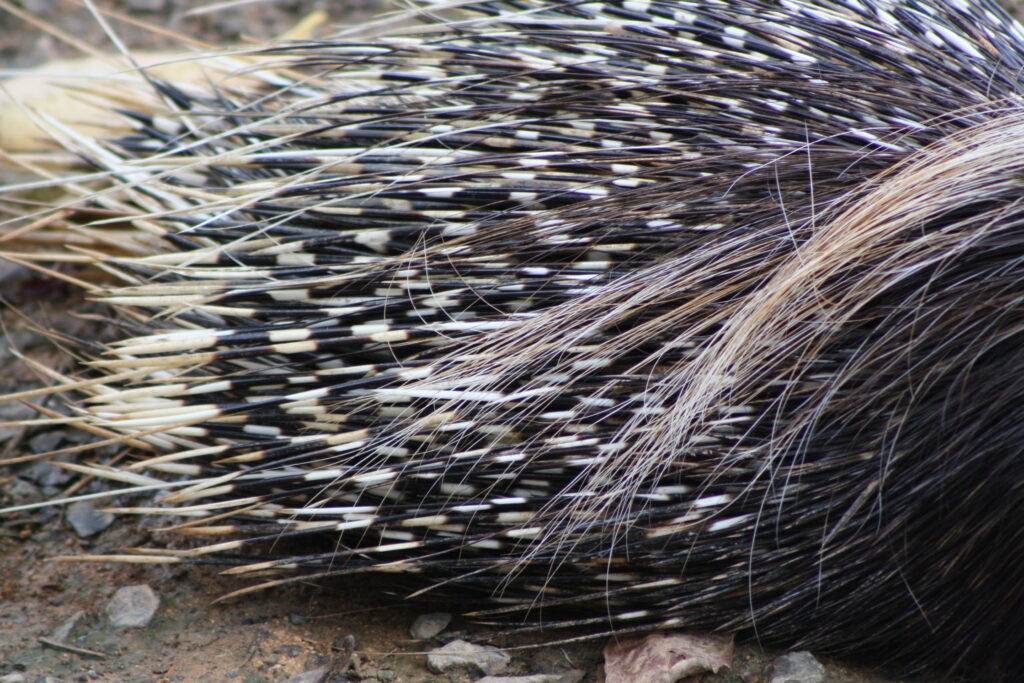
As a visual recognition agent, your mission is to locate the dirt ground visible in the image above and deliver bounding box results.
[1,1,1015,682]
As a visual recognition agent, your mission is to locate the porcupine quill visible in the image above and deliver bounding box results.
[1,0,1023,678]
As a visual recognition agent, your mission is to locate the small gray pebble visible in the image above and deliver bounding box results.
[29,430,64,454]
[277,667,329,683]
[6,477,41,501]
[410,612,451,639]
[23,458,72,489]
[771,651,826,683]
[0,673,27,683]
[0,330,37,366]
[476,673,584,683]
[106,585,160,628]
[0,259,28,282]
[11,0,58,13]
[0,401,36,441]
[0,400,36,422]
[66,501,115,538]
[125,0,168,11]
[427,639,510,676]
[50,610,85,642]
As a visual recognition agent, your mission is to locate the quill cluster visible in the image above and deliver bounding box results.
[3,0,1024,677]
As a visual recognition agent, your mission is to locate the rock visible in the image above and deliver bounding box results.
[125,0,169,12]
[410,612,451,639]
[106,585,160,628]
[278,667,329,683]
[11,0,59,14]
[426,639,511,676]
[770,651,826,683]
[0,401,36,441]
[66,501,114,537]
[604,632,733,683]
[50,610,85,642]
[476,673,585,683]
[28,430,64,454]
[5,477,41,502]
[23,458,72,489]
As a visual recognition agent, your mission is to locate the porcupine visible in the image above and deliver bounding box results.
[2,0,1024,678]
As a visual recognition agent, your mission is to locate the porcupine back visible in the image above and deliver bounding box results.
[4,0,1024,677]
